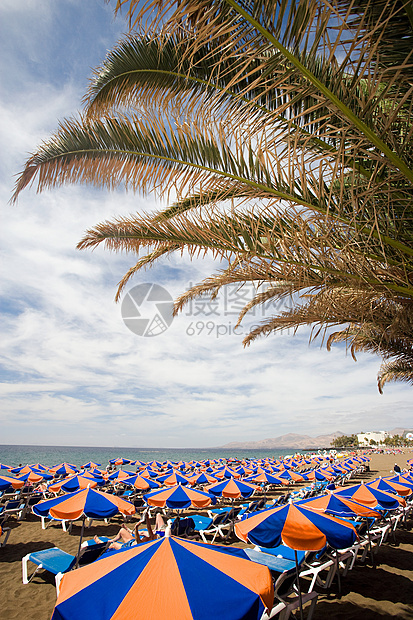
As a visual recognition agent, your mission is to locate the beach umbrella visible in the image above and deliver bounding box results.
[29,463,49,471]
[205,479,260,500]
[0,463,12,471]
[109,458,131,468]
[82,461,102,469]
[51,535,274,620]
[188,472,220,486]
[33,488,136,566]
[48,474,102,493]
[33,488,135,521]
[385,475,413,490]
[213,467,242,479]
[15,471,45,484]
[147,460,163,469]
[143,485,216,510]
[0,475,25,491]
[234,466,254,477]
[234,501,358,619]
[50,464,78,476]
[235,502,358,551]
[304,469,334,482]
[277,470,305,483]
[366,477,412,498]
[298,492,383,568]
[106,470,135,481]
[122,475,160,490]
[333,483,405,511]
[10,464,50,476]
[9,465,30,475]
[244,472,289,486]
[298,493,382,519]
[157,471,193,486]
[138,467,159,479]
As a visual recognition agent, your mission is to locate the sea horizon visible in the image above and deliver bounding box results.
[0,444,328,469]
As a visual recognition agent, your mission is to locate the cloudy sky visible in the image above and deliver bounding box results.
[0,0,411,448]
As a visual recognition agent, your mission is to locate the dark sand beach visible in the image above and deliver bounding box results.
[1,452,412,619]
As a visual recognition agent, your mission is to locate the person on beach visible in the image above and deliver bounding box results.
[394,463,402,473]
[94,510,167,550]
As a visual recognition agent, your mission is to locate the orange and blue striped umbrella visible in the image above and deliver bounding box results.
[205,478,259,499]
[109,458,132,466]
[143,484,216,509]
[298,493,382,519]
[0,475,25,491]
[244,472,289,486]
[277,469,305,483]
[333,482,405,511]
[235,502,358,550]
[107,470,135,481]
[157,471,193,486]
[33,488,135,521]
[367,477,412,498]
[187,472,219,486]
[50,463,78,476]
[51,536,274,620]
[386,474,413,490]
[48,474,101,493]
[122,474,160,490]
[213,467,242,479]
[15,471,46,484]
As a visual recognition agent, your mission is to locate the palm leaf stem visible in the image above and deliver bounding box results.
[24,142,413,260]
[225,0,413,184]
[80,221,413,297]
[87,65,373,179]
[404,0,413,30]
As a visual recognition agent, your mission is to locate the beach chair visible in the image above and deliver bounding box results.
[253,544,307,564]
[40,514,71,531]
[198,510,232,543]
[244,548,298,577]
[298,550,337,592]
[189,514,214,533]
[263,569,319,620]
[170,517,196,537]
[1,499,26,520]
[15,495,43,521]
[22,541,109,595]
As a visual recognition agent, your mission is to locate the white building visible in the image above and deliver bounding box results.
[357,431,391,446]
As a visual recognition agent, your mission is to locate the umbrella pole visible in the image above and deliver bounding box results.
[75,515,86,569]
[365,517,376,569]
[334,549,342,596]
[294,550,304,620]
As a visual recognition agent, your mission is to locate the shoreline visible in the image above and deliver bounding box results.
[0,451,412,619]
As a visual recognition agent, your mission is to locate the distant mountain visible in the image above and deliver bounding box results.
[390,428,409,436]
[219,431,345,450]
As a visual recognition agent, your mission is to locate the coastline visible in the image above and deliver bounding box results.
[0,451,412,619]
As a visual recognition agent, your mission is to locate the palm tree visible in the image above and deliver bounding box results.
[12,0,413,390]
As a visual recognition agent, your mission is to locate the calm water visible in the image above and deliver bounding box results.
[0,445,312,469]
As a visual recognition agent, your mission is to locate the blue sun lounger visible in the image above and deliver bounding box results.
[22,541,109,594]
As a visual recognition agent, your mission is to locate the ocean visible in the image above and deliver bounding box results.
[0,445,314,469]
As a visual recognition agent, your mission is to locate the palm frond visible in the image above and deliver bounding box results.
[14,0,413,390]
[378,360,413,393]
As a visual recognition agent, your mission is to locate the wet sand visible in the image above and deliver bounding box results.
[0,451,412,619]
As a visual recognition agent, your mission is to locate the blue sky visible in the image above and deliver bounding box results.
[0,0,411,448]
